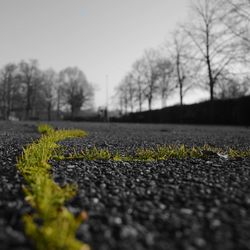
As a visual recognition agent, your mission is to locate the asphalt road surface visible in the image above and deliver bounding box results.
[0,121,250,250]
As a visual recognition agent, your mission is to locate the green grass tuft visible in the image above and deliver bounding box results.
[17,125,89,250]
[37,123,55,135]
[227,148,250,158]
[52,144,250,162]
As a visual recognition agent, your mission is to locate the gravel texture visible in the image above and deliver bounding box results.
[0,121,39,250]
[1,121,250,250]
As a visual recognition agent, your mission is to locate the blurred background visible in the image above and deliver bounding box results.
[0,0,249,124]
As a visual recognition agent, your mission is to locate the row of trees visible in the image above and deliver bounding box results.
[0,60,94,120]
[116,0,250,113]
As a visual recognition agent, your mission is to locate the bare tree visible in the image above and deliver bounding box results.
[18,60,41,119]
[122,73,136,112]
[116,81,129,114]
[216,74,250,99]
[185,0,238,101]
[117,49,175,111]
[0,60,97,120]
[223,0,250,67]
[54,80,64,120]
[224,0,250,46]
[0,63,19,120]
[156,57,175,108]
[139,49,160,110]
[170,29,193,105]
[131,60,145,112]
[59,67,93,118]
[41,69,57,120]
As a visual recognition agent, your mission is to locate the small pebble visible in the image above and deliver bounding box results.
[211,219,221,228]
[180,208,193,215]
[92,198,99,204]
[194,237,206,247]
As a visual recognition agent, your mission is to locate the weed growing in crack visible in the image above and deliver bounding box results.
[17,124,89,250]
[53,144,250,162]
[228,148,250,158]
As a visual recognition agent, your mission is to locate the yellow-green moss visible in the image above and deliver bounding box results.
[228,148,250,158]
[17,124,89,250]
[53,144,250,162]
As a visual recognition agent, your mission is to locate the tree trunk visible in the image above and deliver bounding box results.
[57,89,61,120]
[2,81,7,120]
[210,82,214,102]
[148,97,152,111]
[71,105,75,119]
[7,77,11,120]
[161,93,166,108]
[180,84,183,106]
[125,103,128,114]
[176,53,183,106]
[205,24,214,102]
[138,93,142,112]
[47,102,51,121]
[26,82,31,120]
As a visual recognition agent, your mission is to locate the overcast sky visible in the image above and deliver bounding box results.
[0,0,204,109]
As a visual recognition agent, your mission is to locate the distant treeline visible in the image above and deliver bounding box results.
[114,0,250,113]
[0,59,94,120]
[112,95,250,126]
